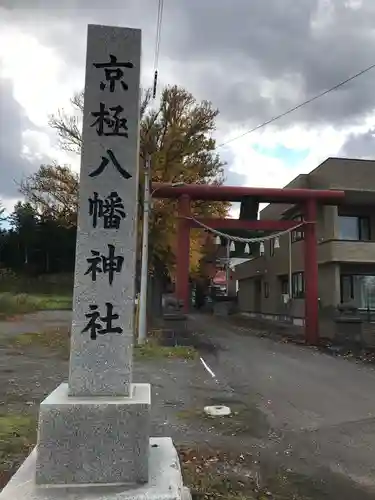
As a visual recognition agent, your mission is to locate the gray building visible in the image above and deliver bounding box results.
[234,157,375,327]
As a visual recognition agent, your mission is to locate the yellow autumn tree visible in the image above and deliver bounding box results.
[20,85,229,277]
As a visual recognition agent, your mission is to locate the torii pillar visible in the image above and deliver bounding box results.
[176,194,191,311]
[304,198,319,345]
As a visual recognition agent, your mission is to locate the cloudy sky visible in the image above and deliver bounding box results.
[1,0,375,216]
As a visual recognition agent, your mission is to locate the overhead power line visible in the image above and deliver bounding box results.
[216,61,375,150]
[152,0,164,98]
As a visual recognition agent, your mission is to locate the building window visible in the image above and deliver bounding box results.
[270,239,275,256]
[292,272,304,299]
[280,276,289,295]
[341,275,352,303]
[338,216,370,241]
[340,274,375,309]
[291,215,304,242]
[264,281,269,298]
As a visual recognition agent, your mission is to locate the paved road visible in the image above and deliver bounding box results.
[3,309,375,496]
[191,313,375,496]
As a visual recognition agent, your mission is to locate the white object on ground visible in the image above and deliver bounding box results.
[204,405,231,417]
[200,357,216,379]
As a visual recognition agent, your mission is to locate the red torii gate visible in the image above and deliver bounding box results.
[152,183,345,345]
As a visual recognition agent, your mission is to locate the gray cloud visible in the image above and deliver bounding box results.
[2,0,375,202]
[168,0,375,130]
[218,149,247,216]
[225,169,247,186]
[0,3,162,73]
[220,148,247,186]
[3,0,375,133]
[0,76,38,203]
[340,129,375,159]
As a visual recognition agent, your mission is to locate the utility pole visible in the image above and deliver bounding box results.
[225,240,230,296]
[138,156,151,345]
[288,231,292,300]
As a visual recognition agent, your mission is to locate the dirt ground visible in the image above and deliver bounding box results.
[0,311,374,499]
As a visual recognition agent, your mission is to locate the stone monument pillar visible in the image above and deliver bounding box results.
[0,24,190,500]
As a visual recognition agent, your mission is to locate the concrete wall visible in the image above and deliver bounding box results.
[237,262,340,318]
[237,278,255,312]
[319,205,339,240]
[318,203,375,263]
[237,264,340,319]
[319,241,375,263]
[259,157,375,223]
[319,263,340,309]
[309,158,375,190]
[260,174,309,221]
[261,271,281,315]
[235,257,265,280]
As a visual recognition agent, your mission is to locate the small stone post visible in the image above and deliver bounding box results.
[0,24,190,500]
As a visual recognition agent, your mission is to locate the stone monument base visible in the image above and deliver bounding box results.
[36,383,150,486]
[0,438,191,500]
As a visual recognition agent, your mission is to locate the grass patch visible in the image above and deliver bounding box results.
[3,328,70,360]
[0,274,73,295]
[135,338,197,361]
[0,292,72,317]
[3,328,196,362]
[2,327,196,362]
[0,413,36,473]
